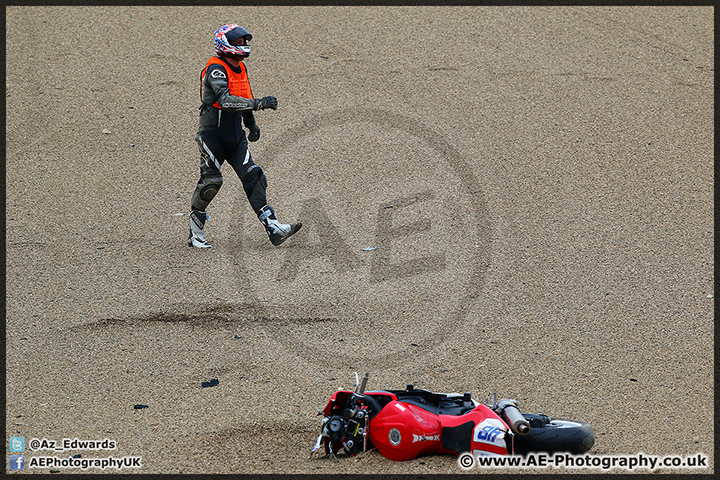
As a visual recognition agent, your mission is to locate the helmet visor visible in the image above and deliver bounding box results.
[226,26,252,43]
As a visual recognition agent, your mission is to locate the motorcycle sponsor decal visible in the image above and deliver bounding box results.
[472,418,507,448]
[412,433,440,443]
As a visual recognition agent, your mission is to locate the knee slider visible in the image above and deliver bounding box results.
[243,166,264,185]
[242,167,265,191]
[200,176,223,201]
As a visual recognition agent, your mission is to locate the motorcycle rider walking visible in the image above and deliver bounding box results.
[188,23,301,248]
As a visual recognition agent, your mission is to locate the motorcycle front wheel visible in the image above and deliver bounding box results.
[512,414,595,454]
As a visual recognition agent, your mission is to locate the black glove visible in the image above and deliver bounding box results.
[247,124,260,142]
[254,96,277,111]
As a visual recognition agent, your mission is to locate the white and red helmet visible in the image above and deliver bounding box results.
[214,24,252,57]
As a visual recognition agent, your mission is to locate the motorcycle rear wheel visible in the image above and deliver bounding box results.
[512,414,595,454]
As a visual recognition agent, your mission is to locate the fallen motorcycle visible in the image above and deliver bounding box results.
[311,373,595,461]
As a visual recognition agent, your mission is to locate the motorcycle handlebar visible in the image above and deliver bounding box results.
[359,394,382,419]
[496,399,530,435]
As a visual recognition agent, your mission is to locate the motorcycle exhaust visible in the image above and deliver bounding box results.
[496,399,531,435]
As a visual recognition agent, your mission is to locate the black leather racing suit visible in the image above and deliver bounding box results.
[191,56,268,216]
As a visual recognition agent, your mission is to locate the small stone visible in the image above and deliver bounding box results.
[102,129,111,134]
[201,378,219,388]
[134,404,149,409]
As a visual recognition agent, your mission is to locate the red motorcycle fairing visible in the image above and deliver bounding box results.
[369,400,511,461]
[314,378,595,462]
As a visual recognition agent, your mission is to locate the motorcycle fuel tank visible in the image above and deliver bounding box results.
[369,400,510,461]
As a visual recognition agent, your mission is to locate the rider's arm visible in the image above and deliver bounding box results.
[242,111,257,128]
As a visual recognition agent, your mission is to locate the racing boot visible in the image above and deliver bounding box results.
[188,210,212,248]
[258,205,302,246]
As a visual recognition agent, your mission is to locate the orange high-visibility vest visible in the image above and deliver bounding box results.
[200,57,254,108]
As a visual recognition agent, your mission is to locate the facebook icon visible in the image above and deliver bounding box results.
[9,455,25,470]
